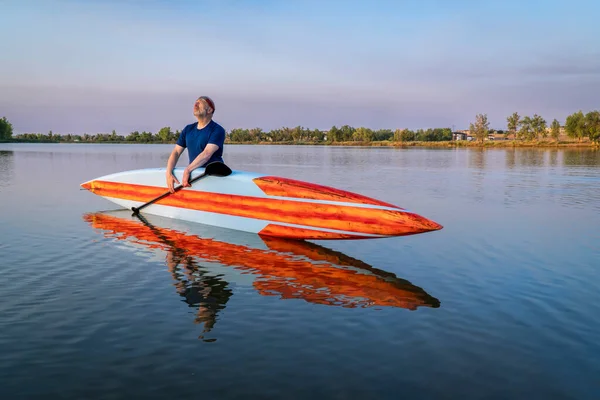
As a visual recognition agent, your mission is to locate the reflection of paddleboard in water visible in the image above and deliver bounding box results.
[80,165,443,240]
[83,211,440,337]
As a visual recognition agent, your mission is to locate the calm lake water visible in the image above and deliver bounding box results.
[0,143,599,399]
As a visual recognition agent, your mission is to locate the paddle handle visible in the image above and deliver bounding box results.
[132,171,206,215]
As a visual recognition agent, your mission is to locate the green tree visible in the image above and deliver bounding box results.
[374,129,393,141]
[584,111,600,143]
[249,127,264,142]
[0,117,13,140]
[229,128,251,142]
[519,116,534,140]
[393,128,403,141]
[412,129,422,141]
[565,111,586,142]
[469,113,489,143]
[126,131,140,142]
[506,112,520,140]
[328,126,341,142]
[139,131,154,142]
[339,125,355,141]
[550,119,561,141]
[290,126,305,142]
[311,129,325,142]
[432,128,452,141]
[400,129,416,141]
[266,128,282,142]
[531,114,547,139]
[421,129,437,141]
[353,127,374,142]
[280,127,293,142]
[157,126,172,142]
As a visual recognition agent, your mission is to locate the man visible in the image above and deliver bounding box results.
[165,96,226,193]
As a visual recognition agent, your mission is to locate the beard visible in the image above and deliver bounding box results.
[194,107,209,118]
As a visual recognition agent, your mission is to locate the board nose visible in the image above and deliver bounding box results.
[414,216,443,233]
[386,210,443,236]
[80,181,93,191]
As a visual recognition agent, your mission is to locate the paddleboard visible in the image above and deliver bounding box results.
[81,166,443,240]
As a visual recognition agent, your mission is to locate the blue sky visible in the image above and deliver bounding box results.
[1,0,599,134]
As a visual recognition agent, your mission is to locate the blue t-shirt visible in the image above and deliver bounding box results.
[176,120,225,166]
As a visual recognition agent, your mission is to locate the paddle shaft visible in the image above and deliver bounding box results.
[131,171,207,215]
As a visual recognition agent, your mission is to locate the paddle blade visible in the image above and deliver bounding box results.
[205,161,232,177]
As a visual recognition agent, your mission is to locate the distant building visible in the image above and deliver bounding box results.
[487,133,508,141]
[452,132,468,141]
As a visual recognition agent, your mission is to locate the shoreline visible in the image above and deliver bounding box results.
[1,139,598,148]
[227,140,600,148]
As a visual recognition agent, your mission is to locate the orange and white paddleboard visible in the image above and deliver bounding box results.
[81,166,442,240]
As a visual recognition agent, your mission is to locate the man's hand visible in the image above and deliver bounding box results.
[165,145,185,193]
[166,172,180,193]
[182,168,192,188]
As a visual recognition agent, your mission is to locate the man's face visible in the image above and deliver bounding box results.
[193,98,211,118]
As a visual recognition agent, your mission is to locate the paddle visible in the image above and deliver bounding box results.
[131,161,232,216]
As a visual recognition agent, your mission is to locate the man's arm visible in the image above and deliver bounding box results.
[181,143,220,187]
[166,144,185,192]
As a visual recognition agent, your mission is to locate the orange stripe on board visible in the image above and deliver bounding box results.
[82,180,442,236]
[258,224,375,240]
[253,176,402,209]
[261,236,389,270]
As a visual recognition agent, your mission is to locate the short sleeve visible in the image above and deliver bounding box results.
[176,127,187,148]
[208,125,225,148]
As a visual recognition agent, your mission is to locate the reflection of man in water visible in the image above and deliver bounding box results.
[165,249,232,338]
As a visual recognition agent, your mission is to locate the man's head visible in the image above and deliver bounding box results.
[193,96,215,119]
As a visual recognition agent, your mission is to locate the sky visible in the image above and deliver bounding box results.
[1,0,599,135]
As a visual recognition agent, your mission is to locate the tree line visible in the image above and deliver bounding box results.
[8,124,453,144]
[11,127,180,143]
[2,108,599,144]
[228,126,453,143]
[469,110,600,143]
